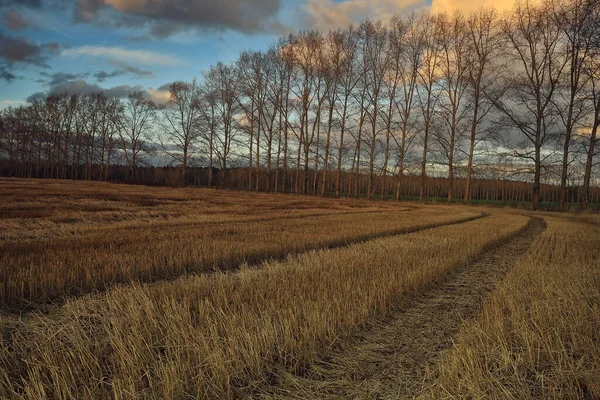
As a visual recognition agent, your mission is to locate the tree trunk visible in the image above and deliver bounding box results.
[464,93,479,204]
[335,97,349,198]
[582,106,599,209]
[322,99,335,196]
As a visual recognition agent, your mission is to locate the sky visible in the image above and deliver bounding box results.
[0,0,516,109]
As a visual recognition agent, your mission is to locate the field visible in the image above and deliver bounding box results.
[0,178,598,399]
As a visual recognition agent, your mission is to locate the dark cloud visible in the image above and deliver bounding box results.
[157,82,171,91]
[0,0,43,7]
[94,62,154,82]
[102,84,144,98]
[74,0,285,37]
[26,91,47,102]
[3,10,30,31]
[93,70,121,82]
[74,0,102,21]
[26,79,144,102]
[0,0,70,10]
[39,71,89,86]
[0,32,59,67]
[0,66,17,82]
[119,64,153,78]
[0,32,59,84]
[2,0,287,37]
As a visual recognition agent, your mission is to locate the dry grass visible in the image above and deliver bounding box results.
[258,219,545,400]
[0,211,528,399]
[576,213,600,227]
[6,178,586,400]
[0,178,409,241]
[0,179,481,311]
[426,216,600,399]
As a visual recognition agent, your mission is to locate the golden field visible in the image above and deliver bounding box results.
[0,178,598,399]
[426,216,600,399]
[0,179,476,311]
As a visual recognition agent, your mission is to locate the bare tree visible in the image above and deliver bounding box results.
[158,80,203,184]
[199,87,217,188]
[491,0,566,210]
[393,14,422,201]
[287,31,326,194]
[203,62,239,188]
[96,94,121,181]
[437,12,471,202]
[118,91,157,179]
[380,16,407,199]
[257,50,282,192]
[581,0,600,208]
[235,51,256,190]
[320,29,344,196]
[350,23,376,198]
[335,26,360,198]
[236,50,273,191]
[275,36,295,193]
[552,0,596,209]
[464,8,502,204]
[417,14,444,202]
[361,20,390,199]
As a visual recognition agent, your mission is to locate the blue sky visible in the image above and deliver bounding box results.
[0,0,455,108]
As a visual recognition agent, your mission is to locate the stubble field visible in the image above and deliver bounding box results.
[0,178,598,399]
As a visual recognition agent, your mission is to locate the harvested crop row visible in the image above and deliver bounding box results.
[0,179,405,242]
[577,213,600,226]
[0,208,395,242]
[0,207,478,311]
[0,178,402,225]
[427,217,600,399]
[0,212,528,399]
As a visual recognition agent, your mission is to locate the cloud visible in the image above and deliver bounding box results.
[25,78,171,105]
[0,100,29,110]
[94,60,154,82]
[142,82,172,105]
[93,70,120,82]
[3,10,30,31]
[26,79,144,102]
[0,32,59,68]
[302,0,427,31]
[25,91,49,103]
[0,0,43,8]
[301,0,536,31]
[156,83,171,91]
[39,71,89,86]
[429,0,517,15]
[101,83,146,98]
[0,66,18,82]
[61,45,185,66]
[147,87,170,105]
[0,100,27,106]
[94,68,151,81]
[73,0,286,37]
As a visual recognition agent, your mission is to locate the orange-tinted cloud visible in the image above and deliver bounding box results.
[302,0,427,31]
[104,0,148,12]
[430,0,543,15]
[430,0,513,15]
[148,87,171,105]
[302,0,544,32]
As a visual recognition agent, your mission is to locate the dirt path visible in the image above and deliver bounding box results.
[262,217,546,400]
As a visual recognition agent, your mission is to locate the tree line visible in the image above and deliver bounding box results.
[1,0,599,210]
